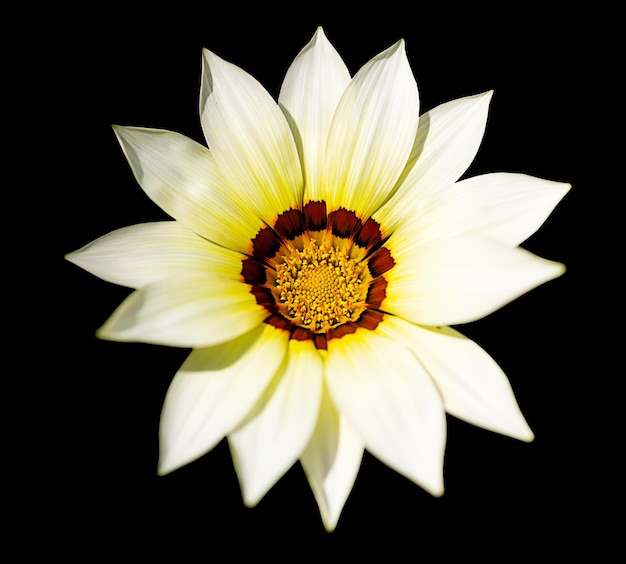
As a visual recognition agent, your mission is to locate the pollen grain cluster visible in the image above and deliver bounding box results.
[275,240,365,332]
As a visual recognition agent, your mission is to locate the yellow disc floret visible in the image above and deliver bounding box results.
[275,240,366,332]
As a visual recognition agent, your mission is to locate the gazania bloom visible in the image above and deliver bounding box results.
[67,28,569,530]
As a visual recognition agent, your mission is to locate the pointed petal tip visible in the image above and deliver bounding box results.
[430,484,445,498]
[201,47,222,68]
[111,123,129,135]
[381,39,411,74]
[322,516,339,533]
[470,89,494,105]
[64,250,79,264]
[308,26,330,50]
[492,414,535,443]
[201,47,228,64]
[156,458,176,477]
[111,123,123,140]
[64,247,94,272]
[157,446,194,476]
[551,260,567,279]
[389,38,407,56]
[110,124,142,146]
[157,442,220,477]
[96,315,139,343]
[515,423,535,443]
[158,450,204,476]
[309,485,348,533]
[402,450,445,497]
[421,473,445,498]
[459,89,494,107]
[241,486,264,509]
[94,324,115,342]
[111,123,134,139]
[410,468,444,497]
[312,490,344,532]
[369,38,407,62]
[230,439,280,510]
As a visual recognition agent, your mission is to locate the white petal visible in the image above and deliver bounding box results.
[379,317,534,441]
[97,274,265,348]
[301,383,364,531]
[384,231,566,326]
[376,92,492,232]
[200,49,303,222]
[378,172,570,249]
[65,222,243,289]
[112,126,261,254]
[157,324,289,475]
[228,339,323,507]
[322,40,420,218]
[278,27,351,202]
[447,173,571,246]
[325,329,446,496]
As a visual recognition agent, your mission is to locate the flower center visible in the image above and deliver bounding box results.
[241,202,395,350]
[275,240,366,332]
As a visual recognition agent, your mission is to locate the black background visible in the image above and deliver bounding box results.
[35,4,616,560]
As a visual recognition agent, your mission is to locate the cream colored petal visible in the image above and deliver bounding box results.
[376,91,492,232]
[157,324,289,475]
[384,231,566,326]
[113,126,261,254]
[378,172,570,249]
[278,27,351,202]
[200,49,303,222]
[325,329,446,496]
[445,173,571,246]
[228,339,323,507]
[322,40,419,218]
[379,317,534,442]
[65,221,243,289]
[97,274,265,348]
[301,383,364,532]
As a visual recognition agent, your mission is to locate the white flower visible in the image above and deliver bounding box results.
[66,28,569,531]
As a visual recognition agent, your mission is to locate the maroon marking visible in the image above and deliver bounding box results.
[303,201,327,231]
[355,217,383,249]
[326,309,385,342]
[367,247,395,277]
[357,309,384,330]
[252,226,282,261]
[274,208,305,240]
[264,307,384,348]
[328,208,362,239]
[314,333,328,350]
[241,258,267,285]
[266,313,292,332]
[291,326,312,342]
[250,286,278,313]
[366,277,388,308]
[327,322,359,341]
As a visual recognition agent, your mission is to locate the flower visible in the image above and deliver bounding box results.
[66,27,569,531]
